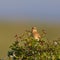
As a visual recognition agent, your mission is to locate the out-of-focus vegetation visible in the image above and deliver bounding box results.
[8,29,60,60]
[0,21,60,58]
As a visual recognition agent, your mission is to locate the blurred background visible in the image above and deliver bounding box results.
[0,0,60,58]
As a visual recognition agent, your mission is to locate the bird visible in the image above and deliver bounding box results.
[32,27,41,41]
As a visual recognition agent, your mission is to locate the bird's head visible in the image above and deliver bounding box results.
[32,27,37,32]
[32,27,37,29]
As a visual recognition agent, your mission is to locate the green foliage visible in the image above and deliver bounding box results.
[8,30,60,60]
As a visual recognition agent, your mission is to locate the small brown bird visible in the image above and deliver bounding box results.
[32,27,41,41]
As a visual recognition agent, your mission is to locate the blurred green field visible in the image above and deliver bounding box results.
[0,19,60,59]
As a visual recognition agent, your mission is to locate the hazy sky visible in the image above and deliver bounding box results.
[0,0,60,20]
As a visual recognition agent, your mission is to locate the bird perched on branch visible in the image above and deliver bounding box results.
[32,27,41,41]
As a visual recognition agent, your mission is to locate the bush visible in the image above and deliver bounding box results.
[8,30,60,60]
